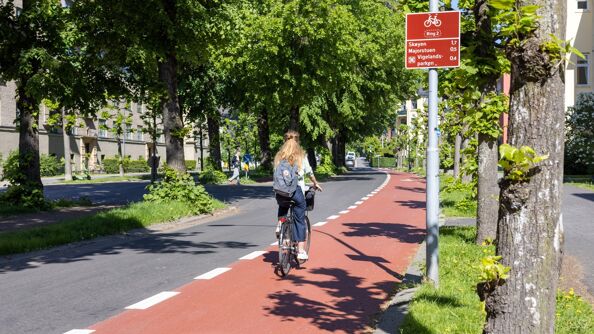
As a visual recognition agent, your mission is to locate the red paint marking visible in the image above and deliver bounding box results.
[89,171,426,334]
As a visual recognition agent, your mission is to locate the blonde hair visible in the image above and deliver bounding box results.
[274,130,304,170]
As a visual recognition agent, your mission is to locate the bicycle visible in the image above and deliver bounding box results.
[423,14,442,27]
[276,187,316,277]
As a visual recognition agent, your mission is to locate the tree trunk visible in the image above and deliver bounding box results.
[307,148,317,170]
[207,113,222,171]
[483,1,566,332]
[199,126,204,171]
[62,109,73,182]
[117,138,124,177]
[288,105,299,131]
[16,83,42,190]
[159,55,185,172]
[476,133,499,244]
[454,133,461,178]
[257,107,272,171]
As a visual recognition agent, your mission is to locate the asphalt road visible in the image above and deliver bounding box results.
[562,185,594,294]
[0,161,384,334]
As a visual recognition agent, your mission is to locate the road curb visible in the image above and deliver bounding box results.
[373,241,425,334]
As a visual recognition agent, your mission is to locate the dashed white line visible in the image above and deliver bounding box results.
[355,201,364,205]
[313,221,328,227]
[339,210,349,214]
[63,330,95,334]
[348,205,357,209]
[327,215,340,220]
[362,197,370,200]
[194,267,231,280]
[125,291,179,310]
[239,251,266,260]
[271,241,278,245]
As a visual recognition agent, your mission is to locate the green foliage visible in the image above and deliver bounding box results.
[499,144,549,181]
[40,154,64,177]
[144,168,214,215]
[479,255,511,283]
[556,289,594,334]
[369,157,396,168]
[0,151,50,209]
[565,93,594,174]
[185,160,197,171]
[441,175,478,217]
[490,0,540,48]
[401,227,593,333]
[198,165,228,184]
[315,148,336,177]
[102,158,150,174]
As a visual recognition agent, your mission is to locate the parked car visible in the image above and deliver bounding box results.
[346,152,356,160]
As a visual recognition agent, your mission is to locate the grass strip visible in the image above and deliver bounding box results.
[440,188,477,218]
[0,199,225,256]
[399,226,594,334]
[566,181,594,192]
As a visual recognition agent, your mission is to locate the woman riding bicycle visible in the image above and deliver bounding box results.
[274,130,323,260]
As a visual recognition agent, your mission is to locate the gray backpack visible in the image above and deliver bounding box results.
[273,160,298,197]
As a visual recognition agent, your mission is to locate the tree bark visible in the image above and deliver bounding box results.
[257,107,272,171]
[483,0,566,332]
[62,109,73,182]
[288,105,299,131]
[16,83,42,190]
[159,55,185,172]
[199,126,204,171]
[476,133,499,244]
[207,113,222,171]
[307,148,317,170]
[117,138,124,177]
[454,132,461,178]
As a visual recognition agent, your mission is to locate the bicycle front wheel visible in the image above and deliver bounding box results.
[278,221,292,276]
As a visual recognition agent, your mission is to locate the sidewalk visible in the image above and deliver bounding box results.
[80,170,427,334]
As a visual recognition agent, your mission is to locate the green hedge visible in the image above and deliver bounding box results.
[102,158,150,174]
[185,160,197,170]
[369,157,396,168]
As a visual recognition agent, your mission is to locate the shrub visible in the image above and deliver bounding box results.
[40,154,64,177]
[0,151,52,209]
[198,167,228,184]
[315,148,336,176]
[565,93,594,175]
[369,157,396,168]
[185,160,197,170]
[144,168,214,215]
[102,157,149,174]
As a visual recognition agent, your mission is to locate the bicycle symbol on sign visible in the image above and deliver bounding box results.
[424,14,442,27]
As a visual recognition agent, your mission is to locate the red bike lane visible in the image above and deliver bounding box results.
[87,171,426,334]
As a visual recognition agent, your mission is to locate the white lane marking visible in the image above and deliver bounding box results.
[362,197,370,200]
[240,251,266,260]
[371,190,378,194]
[125,291,179,310]
[327,215,340,220]
[367,194,374,197]
[271,241,278,245]
[195,267,231,280]
[63,330,95,334]
[348,205,357,209]
[339,210,349,214]
[355,201,364,205]
[313,221,328,227]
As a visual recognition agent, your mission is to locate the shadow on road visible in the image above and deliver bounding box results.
[264,267,394,333]
[342,222,425,245]
[394,200,426,209]
[0,226,257,274]
[573,192,594,202]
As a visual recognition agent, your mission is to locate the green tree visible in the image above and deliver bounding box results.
[565,93,594,174]
[99,103,134,176]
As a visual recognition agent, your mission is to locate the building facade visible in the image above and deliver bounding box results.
[0,81,208,172]
[566,0,594,107]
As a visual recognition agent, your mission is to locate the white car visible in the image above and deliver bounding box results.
[346,152,356,160]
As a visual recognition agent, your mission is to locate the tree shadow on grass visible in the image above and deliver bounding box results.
[439,226,475,244]
[264,267,395,333]
[0,217,257,273]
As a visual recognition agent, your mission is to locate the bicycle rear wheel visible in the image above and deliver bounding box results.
[278,220,292,276]
[298,216,312,264]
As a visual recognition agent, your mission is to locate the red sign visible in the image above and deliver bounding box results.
[405,11,460,69]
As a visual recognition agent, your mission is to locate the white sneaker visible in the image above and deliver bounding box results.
[275,223,282,239]
[297,250,309,260]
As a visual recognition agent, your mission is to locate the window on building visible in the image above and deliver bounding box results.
[125,124,133,140]
[411,99,418,109]
[136,103,142,114]
[98,119,108,137]
[577,54,589,85]
[577,0,588,10]
[136,125,143,141]
[158,133,165,143]
[15,7,22,17]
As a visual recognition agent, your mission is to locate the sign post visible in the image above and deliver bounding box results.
[405,8,460,287]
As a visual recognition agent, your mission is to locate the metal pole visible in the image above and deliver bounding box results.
[426,0,440,287]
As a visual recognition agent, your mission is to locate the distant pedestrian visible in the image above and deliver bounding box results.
[228,149,241,185]
[243,152,252,177]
